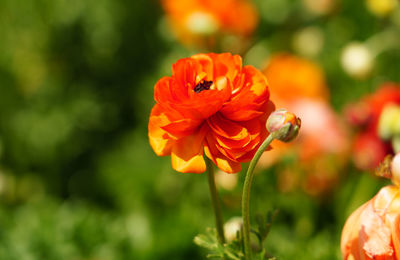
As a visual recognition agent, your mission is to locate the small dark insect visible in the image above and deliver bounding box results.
[194,80,213,93]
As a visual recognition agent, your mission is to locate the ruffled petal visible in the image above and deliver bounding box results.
[175,76,231,119]
[231,118,268,162]
[204,132,241,173]
[208,106,271,162]
[171,124,208,173]
[172,57,197,93]
[374,186,399,212]
[210,53,242,83]
[341,202,369,260]
[148,105,175,156]
[386,213,400,259]
[221,66,271,121]
[191,53,214,80]
[208,112,249,140]
[161,117,203,137]
[359,203,394,258]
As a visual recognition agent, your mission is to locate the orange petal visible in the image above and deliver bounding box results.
[148,104,176,156]
[341,202,368,260]
[166,76,231,121]
[171,124,208,173]
[207,111,270,162]
[191,53,214,80]
[209,53,242,84]
[386,213,400,259]
[183,76,231,119]
[161,117,203,137]
[148,126,174,156]
[374,186,399,212]
[221,67,272,122]
[208,112,249,140]
[360,202,394,258]
[204,132,241,173]
[172,57,197,91]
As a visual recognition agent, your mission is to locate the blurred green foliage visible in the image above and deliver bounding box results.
[0,0,399,259]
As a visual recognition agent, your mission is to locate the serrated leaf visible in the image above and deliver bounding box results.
[194,234,217,250]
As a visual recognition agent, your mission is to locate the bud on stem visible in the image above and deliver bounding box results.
[242,109,300,260]
[266,109,301,142]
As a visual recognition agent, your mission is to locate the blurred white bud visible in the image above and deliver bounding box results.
[224,217,243,242]
[341,42,374,79]
[367,0,398,17]
[185,11,219,36]
[292,26,324,57]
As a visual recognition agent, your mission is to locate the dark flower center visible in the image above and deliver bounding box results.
[194,80,213,93]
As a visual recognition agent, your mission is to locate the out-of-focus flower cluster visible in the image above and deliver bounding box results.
[259,54,350,196]
[346,83,400,171]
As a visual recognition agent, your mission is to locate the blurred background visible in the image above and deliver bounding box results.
[0,0,400,259]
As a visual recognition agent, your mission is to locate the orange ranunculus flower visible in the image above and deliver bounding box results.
[341,185,400,259]
[161,0,258,48]
[148,53,274,174]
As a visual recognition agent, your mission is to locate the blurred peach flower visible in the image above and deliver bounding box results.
[341,185,400,259]
[260,54,349,195]
[161,0,258,49]
[149,53,274,173]
[346,83,400,170]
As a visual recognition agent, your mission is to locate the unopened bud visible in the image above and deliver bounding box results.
[341,42,374,79]
[267,109,301,142]
[224,217,243,242]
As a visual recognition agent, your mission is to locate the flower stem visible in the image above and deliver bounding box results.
[242,133,276,260]
[206,157,226,245]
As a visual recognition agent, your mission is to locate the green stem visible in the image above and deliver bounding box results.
[206,157,226,245]
[242,133,276,260]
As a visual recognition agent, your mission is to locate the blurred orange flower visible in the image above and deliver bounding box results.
[341,185,400,259]
[263,54,329,104]
[161,0,258,48]
[148,53,274,173]
[346,83,400,170]
[260,53,349,195]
